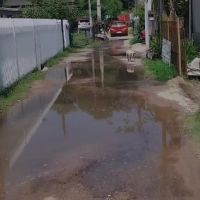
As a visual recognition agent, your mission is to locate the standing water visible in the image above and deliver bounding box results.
[0,45,197,200]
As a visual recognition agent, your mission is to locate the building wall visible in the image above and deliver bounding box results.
[0,18,70,90]
[192,0,200,43]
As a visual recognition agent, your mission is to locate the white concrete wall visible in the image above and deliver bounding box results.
[0,18,70,90]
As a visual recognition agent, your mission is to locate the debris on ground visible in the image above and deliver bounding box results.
[187,57,200,76]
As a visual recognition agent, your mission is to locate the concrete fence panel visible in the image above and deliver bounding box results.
[0,19,18,88]
[0,18,70,90]
[13,19,37,77]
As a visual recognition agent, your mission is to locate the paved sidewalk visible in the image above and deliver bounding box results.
[0,49,92,169]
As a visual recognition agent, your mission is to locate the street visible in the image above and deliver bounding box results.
[0,39,200,200]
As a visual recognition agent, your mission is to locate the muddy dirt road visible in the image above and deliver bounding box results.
[1,42,200,200]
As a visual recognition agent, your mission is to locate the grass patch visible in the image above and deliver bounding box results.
[185,112,200,142]
[130,37,142,45]
[47,47,77,68]
[73,32,89,48]
[0,70,43,113]
[72,32,101,48]
[145,59,177,81]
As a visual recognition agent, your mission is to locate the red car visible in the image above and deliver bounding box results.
[110,21,128,37]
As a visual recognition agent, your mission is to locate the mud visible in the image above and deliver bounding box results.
[0,42,200,200]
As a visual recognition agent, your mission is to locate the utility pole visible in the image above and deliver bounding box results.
[145,0,150,48]
[88,0,93,35]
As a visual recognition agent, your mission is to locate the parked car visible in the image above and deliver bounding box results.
[78,19,90,30]
[118,14,131,26]
[110,21,128,37]
[104,17,118,32]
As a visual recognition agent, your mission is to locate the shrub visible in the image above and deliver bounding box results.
[185,39,199,63]
[150,34,161,58]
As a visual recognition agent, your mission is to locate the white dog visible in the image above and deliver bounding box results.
[126,49,135,62]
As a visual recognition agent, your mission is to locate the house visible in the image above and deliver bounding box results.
[3,0,32,8]
[0,0,32,17]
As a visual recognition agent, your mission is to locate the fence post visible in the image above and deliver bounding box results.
[177,17,182,76]
[32,19,39,70]
[167,18,170,40]
[12,19,20,79]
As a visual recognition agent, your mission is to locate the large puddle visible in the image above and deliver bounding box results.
[0,45,197,199]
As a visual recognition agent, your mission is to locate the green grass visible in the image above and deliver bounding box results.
[130,37,142,45]
[47,47,77,68]
[0,70,43,113]
[185,112,200,142]
[145,59,177,81]
[73,32,89,48]
[72,32,101,48]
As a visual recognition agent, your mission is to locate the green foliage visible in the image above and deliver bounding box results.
[23,0,123,27]
[132,4,145,28]
[185,39,199,63]
[145,59,177,81]
[150,35,161,58]
[77,0,122,19]
[132,4,144,42]
[72,32,90,48]
[0,70,43,113]
[163,0,189,17]
[22,0,79,22]
[130,37,142,45]
[101,0,123,18]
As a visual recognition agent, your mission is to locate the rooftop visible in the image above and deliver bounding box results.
[4,0,32,7]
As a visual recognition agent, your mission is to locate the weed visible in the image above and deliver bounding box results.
[185,112,200,142]
[185,39,199,63]
[145,59,177,81]
[0,70,43,113]
[47,48,77,67]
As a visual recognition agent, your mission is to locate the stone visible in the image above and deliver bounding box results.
[187,57,200,76]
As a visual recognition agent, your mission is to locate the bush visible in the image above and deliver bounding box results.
[132,5,145,28]
[150,35,161,58]
[145,59,177,81]
[130,37,142,45]
[132,5,145,42]
[185,39,199,63]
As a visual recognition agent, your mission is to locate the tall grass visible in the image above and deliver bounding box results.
[145,59,177,81]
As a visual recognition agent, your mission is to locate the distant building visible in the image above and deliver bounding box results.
[192,0,200,43]
[3,0,32,8]
[0,0,32,17]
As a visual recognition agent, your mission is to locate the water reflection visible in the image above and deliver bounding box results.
[99,49,104,88]
[0,47,194,200]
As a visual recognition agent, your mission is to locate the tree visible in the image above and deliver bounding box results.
[22,0,68,19]
[162,0,189,18]
[0,0,3,7]
[76,0,123,18]
[101,0,123,17]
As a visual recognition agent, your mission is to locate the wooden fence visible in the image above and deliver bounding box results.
[162,18,186,75]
